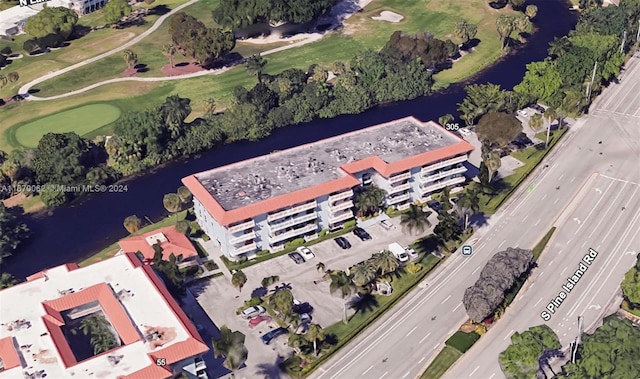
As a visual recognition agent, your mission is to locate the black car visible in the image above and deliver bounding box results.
[426,200,442,214]
[532,104,546,113]
[261,327,288,345]
[288,252,305,264]
[353,227,372,241]
[334,237,351,249]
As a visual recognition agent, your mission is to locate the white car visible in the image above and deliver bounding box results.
[458,128,471,137]
[407,248,419,260]
[296,246,315,260]
[240,305,266,320]
[517,109,529,117]
[379,219,394,230]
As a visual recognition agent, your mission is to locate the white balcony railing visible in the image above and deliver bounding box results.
[419,176,466,194]
[228,231,256,245]
[227,219,255,233]
[388,171,411,183]
[387,193,411,205]
[267,201,317,223]
[270,244,285,253]
[421,155,467,175]
[233,242,258,255]
[329,199,354,212]
[328,189,354,203]
[269,223,318,244]
[388,182,411,194]
[329,210,354,224]
[420,166,467,183]
[397,202,411,211]
[269,212,318,232]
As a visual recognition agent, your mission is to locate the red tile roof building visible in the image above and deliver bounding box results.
[118,226,198,266]
[182,116,474,258]
[0,253,209,379]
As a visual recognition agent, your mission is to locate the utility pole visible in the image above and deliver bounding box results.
[586,61,598,104]
[620,30,627,54]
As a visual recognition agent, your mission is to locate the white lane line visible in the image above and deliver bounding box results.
[478,242,486,250]
[379,371,388,379]
[535,219,541,226]
[498,240,506,248]
[534,297,543,307]
[419,332,432,344]
[472,266,481,275]
[452,303,463,312]
[582,240,587,248]
[402,371,411,379]
[362,365,374,376]
[559,173,565,180]
[541,193,547,200]
[418,356,426,364]
[554,198,559,204]
[522,215,529,223]
[503,330,514,340]
[560,266,568,275]
[470,366,480,376]
[571,176,576,183]
[441,295,451,304]
[406,326,418,337]
[433,343,440,350]
[489,374,496,379]
[540,270,545,276]
[573,180,617,235]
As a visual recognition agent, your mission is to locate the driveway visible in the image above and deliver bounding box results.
[191,220,434,378]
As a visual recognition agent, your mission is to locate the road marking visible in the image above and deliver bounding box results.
[541,193,547,200]
[418,356,426,363]
[433,343,439,350]
[472,266,481,275]
[478,242,486,250]
[489,374,496,379]
[362,365,374,376]
[582,240,587,248]
[535,218,541,226]
[549,259,554,265]
[452,303,463,312]
[560,266,568,275]
[470,366,480,376]
[534,297,543,307]
[498,240,505,248]
[503,330,514,340]
[402,371,411,379]
[573,180,617,235]
[420,332,431,344]
[571,176,576,183]
[406,326,417,337]
[559,173,565,180]
[566,239,572,245]
[522,215,529,223]
[554,198,559,204]
[379,371,388,379]
[540,270,545,276]
[441,295,451,304]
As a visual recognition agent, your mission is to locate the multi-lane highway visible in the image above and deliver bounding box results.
[444,55,640,379]
[310,53,640,379]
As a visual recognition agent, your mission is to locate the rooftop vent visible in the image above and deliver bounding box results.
[145,233,168,246]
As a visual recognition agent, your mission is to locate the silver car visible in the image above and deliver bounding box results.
[240,305,266,320]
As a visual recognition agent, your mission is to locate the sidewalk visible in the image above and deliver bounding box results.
[198,238,233,279]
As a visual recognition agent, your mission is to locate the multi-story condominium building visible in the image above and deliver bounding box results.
[182,116,474,259]
[0,253,209,379]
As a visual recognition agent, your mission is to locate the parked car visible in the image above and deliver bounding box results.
[517,109,529,117]
[531,104,546,113]
[248,315,272,328]
[241,305,266,320]
[261,327,288,344]
[379,219,394,230]
[334,236,351,249]
[353,227,372,241]
[426,200,442,214]
[458,128,472,137]
[288,252,305,264]
[296,246,315,260]
[407,247,419,260]
[389,243,410,263]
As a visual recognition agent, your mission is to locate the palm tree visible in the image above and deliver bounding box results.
[231,270,247,292]
[245,54,267,83]
[350,262,376,287]
[454,19,477,49]
[177,186,192,203]
[439,114,454,127]
[288,332,306,353]
[456,187,481,230]
[484,151,502,183]
[269,288,294,315]
[0,75,7,89]
[306,324,326,356]
[371,251,400,278]
[328,270,356,298]
[123,215,142,234]
[355,186,387,216]
[316,262,326,273]
[122,49,137,70]
[496,15,516,50]
[525,4,538,19]
[6,72,18,83]
[543,107,557,148]
[400,205,432,236]
[159,95,191,139]
[528,113,544,133]
[0,272,18,289]
[212,326,248,378]
[161,44,176,68]
[548,37,572,58]
[203,97,216,120]
[163,193,182,218]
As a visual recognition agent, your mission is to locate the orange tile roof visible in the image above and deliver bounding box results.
[118,226,198,263]
[182,121,474,226]
[26,263,79,282]
[118,361,172,379]
[0,337,21,371]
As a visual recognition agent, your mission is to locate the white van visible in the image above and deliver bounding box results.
[389,243,409,262]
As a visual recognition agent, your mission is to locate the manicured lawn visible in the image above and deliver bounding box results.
[420,346,462,379]
[12,103,121,148]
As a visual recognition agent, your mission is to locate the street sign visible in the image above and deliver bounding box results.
[462,245,473,256]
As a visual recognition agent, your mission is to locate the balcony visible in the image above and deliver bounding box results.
[195,360,207,371]
[329,199,354,212]
[269,212,318,232]
[420,155,467,175]
[267,201,317,222]
[269,223,318,244]
[419,176,466,194]
[397,202,411,211]
[228,219,255,233]
[233,242,257,255]
[328,189,354,203]
[389,171,411,183]
[329,210,354,224]
[388,182,411,194]
[387,193,411,205]
[420,166,467,183]
[228,230,256,245]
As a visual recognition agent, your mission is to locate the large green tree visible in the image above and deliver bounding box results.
[269,288,294,315]
[169,13,235,67]
[24,6,78,39]
[158,95,192,139]
[370,250,400,278]
[350,262,376,287]
[621,253,640,308]
[499,325,561,378]
[476,112,523,148]
[328,270,356,298]
[212,325,248,376]
[245,54,268,83]
[212,0,337,28]
[514,60,563,103]
[454,19,478,49]
[457,83,508,126]
[0,203,30,263]
[103,0,132,24]
[400,204,432,236]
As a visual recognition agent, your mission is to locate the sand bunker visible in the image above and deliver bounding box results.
[372,11,404,23]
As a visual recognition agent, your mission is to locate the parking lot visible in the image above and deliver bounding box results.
[191,219,436,378]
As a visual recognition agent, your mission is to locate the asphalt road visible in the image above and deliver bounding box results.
[444,55,640,379]
[310,55,640,379]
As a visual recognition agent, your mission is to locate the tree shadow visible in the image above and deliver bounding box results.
[349,294,379,314]
[209,52,244,69]
[69,25,92,40]
[256,355,286,379]
[251,286,268,298]
[187,278,213,298]
[468,213,489,229]
[149,4,170,15]
[538,348,565,378]
[465,38,480,50]
[271,283,292,293]
[488,0,508,9]
[134,63,148,73]
[175,61,189,67]
[27,88,40,94]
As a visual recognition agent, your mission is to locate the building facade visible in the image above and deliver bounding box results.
[0,254,209,379]
[183,117,474,259]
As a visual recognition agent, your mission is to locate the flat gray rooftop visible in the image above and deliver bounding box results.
[197,118,460,210]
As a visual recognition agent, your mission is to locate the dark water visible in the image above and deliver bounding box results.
[3,0,578,279]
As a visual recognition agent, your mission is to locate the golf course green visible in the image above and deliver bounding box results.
[14,103,122,148]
